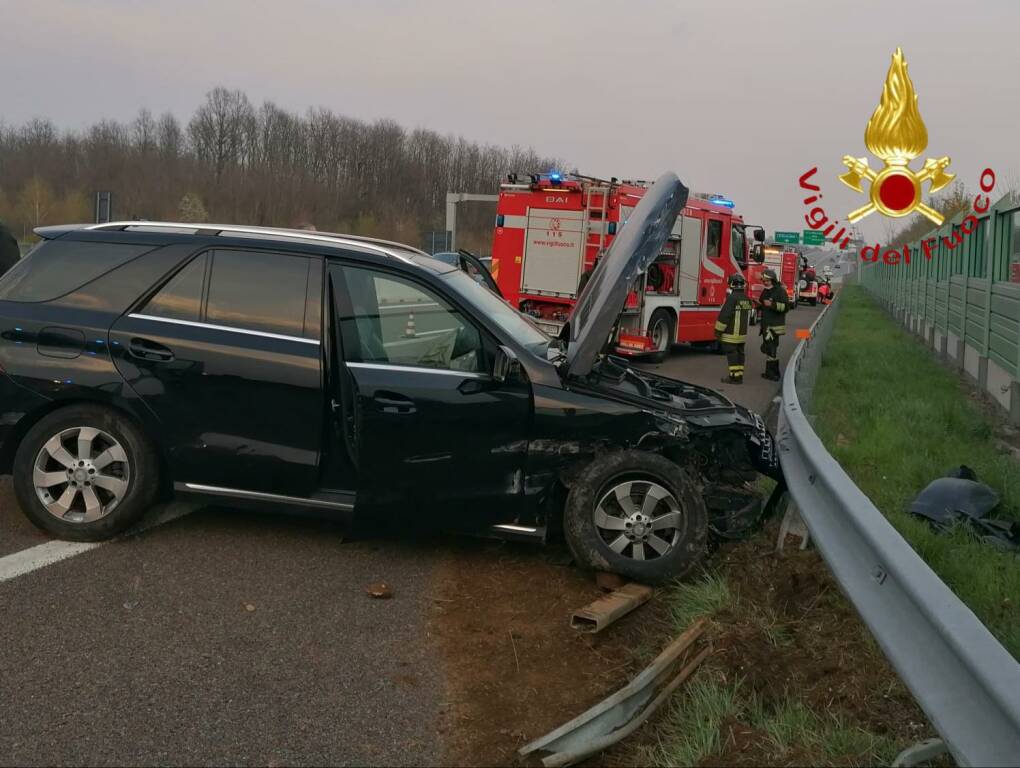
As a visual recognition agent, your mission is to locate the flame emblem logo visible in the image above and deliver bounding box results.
[839,48,954,224]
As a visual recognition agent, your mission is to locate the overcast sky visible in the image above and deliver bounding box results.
[2,0,1018,242]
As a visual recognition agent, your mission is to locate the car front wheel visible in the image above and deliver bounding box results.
[563,450,708,585]
[13,405,159,541]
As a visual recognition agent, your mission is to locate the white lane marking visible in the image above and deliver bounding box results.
[0,541,102,583]
[0,502,197,584]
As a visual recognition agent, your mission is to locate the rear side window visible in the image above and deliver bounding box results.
[143,253,208,322]
[0,240,152,303]
[206,250,311,337]
[140,248,319,339]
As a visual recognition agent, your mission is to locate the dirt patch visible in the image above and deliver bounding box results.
[702,527,934,765]
[430,521,937,767]
[429,539,673,767]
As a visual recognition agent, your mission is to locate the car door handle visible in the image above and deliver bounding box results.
[371,392,416,415]
[129,338,175,362]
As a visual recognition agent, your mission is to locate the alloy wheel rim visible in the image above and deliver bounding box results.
[32,426,130,523]
[594,479,683,561]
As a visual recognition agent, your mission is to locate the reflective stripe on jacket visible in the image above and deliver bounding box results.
[760,284,790,335]
[715,289,753,344]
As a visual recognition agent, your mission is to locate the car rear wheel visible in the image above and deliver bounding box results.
[646,309,675,363]
[13,405,159,541]
[563,451,708,585]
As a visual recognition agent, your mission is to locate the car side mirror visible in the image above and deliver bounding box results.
[752,244,765,263]
[493,345,520,383]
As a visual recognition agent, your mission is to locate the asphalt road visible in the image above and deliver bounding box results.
[0,303,821,766]
[0,505,445,766]
[637,303,823,416]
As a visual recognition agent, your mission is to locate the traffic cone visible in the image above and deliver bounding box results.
[405,312,416,337]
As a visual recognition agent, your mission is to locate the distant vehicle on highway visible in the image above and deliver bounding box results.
[747,244,800,322]
[799,258,820,306]
[0,175,780,584]
[431,250,497,292]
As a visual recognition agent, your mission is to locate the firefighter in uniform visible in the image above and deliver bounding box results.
[714,273,753,384]
[758,268,789,381]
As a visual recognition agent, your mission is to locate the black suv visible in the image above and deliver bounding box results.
[0,174,779,583]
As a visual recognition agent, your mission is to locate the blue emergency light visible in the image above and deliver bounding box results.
[709,196,735,208]
[549,172,562,185]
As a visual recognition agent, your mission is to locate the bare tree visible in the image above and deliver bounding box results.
[0,86,565,251]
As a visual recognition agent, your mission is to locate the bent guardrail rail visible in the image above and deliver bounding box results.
[778,293,1020,767]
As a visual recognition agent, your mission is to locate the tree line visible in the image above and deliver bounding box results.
[0,87,565,253]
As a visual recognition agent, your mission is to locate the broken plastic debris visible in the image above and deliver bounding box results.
[909,467,1019,551]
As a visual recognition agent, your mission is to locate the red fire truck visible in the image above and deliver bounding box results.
[799,256,820,305]
[746,244,801,322]
[490,173,763,359]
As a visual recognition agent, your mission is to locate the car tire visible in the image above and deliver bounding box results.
[646,309,675,363]
[13,405,159,541]
[563,450,708,585]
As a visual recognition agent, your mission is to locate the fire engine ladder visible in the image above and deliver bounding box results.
[586,186,612,261]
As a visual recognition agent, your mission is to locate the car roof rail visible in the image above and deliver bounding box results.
[84,221,425,264]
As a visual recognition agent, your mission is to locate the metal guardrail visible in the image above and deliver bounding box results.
[777,292,1020,767]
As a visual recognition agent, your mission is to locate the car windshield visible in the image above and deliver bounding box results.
[441,268,551,357]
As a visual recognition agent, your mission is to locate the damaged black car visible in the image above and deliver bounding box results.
[0,172,780,584]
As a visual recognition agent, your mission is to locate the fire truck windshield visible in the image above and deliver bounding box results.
[442,268,553,357]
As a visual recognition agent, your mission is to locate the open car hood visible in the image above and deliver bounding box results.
[563,172,689,378]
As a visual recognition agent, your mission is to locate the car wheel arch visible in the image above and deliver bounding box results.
[2,398,169,491]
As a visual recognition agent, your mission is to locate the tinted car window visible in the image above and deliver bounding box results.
[0,240,152,303]
[143,253,208,322]
[206,250,311,337]
[339,266,483,373]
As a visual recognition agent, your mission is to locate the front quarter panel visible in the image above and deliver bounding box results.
[523,383,660,515]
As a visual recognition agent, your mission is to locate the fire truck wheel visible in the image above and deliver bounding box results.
[563,451,708,585]
[646,309,675,363]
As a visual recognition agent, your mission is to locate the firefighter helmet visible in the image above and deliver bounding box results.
[762,269,778,283]
[728,273,746,289]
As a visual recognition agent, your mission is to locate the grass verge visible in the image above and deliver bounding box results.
[650,671,897,767]
[642,568,909,767]
[813,285,1020,659]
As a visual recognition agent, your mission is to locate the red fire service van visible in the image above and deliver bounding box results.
[799,257,819,305]
[746,244,801,320]
[490,173,764,360]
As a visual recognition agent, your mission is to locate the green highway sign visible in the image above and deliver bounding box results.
[803,230,826,245]
[774,231,800,244]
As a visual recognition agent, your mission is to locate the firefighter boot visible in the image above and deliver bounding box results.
[761,359,781,381]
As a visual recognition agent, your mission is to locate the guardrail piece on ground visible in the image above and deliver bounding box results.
[519,617,709,767]
[778,293,1020,766]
